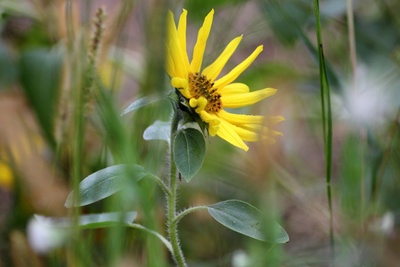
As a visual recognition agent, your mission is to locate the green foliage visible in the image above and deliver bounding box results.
[184,0,247,21]
[19,49,62,144]
[314,0,335,254]
[259,0,341,91]
[120,94,165,116]
[340,135,364,221]
[298,29,341,91]
[36,211,137,229]
[65,164,155,207]
[3,0,400,266]
[173,127,206,182]
[259,0,312,46]
[207,200,289,243]
[143,120,171,142]
[0,43,17,88]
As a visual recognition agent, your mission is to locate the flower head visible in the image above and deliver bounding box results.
[166,9,283,151]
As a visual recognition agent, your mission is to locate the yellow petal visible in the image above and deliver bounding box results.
[194,96,208,113]
[221,88,277,108]
[167,39,188,78]
[267,115,285,124]
[171,77,191,98]
[199,110,217,123]
[171,77,187,88]
[166,52,176,77]
[167,11,189,77]
[242,124,283,137]
[213,45,263,89]
[177,10,189,69]
[218,83,249,95]
[202,35,242,81]
[189,98,198,108]
[190,9,214,73]
[199,111,220,136]
[217,119,249,151]
[232,125,259,142]
[272,130,283,136]
[235,125,278,144]
[233,116,285,132]
[0,162,13,190]
[217,110,264,126]
[189,96,208,113]
[236,123,260,133]
[208,119,220,136]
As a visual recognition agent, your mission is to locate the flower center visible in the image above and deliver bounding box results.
[188,72,222,113]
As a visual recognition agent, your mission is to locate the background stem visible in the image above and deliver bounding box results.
[313,0,335,262]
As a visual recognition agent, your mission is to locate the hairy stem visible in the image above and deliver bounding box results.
[174,206,208,225]
[128,223,173,254]
[167,110,186,266]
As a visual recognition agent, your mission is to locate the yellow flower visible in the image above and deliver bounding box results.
[0,161,13,190]
[166,9,284,151]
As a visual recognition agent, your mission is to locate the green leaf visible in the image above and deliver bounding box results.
[340,135,364,220]
[0,43,17,88]
[143,120,170,142]
[173,128,206,182]
[35,211,137,229]
[207,200,289,243]
[260,0,312,46]
[120,95,163,116]
[185,0,246,22]
[298,30,341,91]
[65,164,151,208]
[19,49,62,143]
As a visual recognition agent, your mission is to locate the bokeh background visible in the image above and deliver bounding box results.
[0,0,399,266]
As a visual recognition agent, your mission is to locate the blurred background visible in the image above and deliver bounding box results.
[0,0,399,266]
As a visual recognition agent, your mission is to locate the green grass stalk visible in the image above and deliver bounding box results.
[64,1,87,265]
[347,0,357,89]
[313,0,335,261]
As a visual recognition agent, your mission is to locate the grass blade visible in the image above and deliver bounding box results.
[313,0,334,260]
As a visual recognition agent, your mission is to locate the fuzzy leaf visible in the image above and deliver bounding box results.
[121,95,163,116]
[207,200,289,243]
[143,120,171,142]
[35,211,137,229]
[173,128,206,182]
[65,164,152,207]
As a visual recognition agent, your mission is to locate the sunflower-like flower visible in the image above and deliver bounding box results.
[166,9,284,151]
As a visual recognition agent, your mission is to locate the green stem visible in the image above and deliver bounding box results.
[167,110,186,267]
[148,173,171,196]
[174,206,208,225]
[313,0,335,261]
[346,0,357,90]
[67,2,86,264]
[65,0,75,51]
[128,223,173,254]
